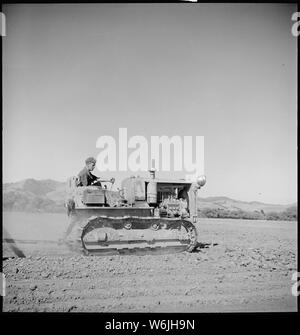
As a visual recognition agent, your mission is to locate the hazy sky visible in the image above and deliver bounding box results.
[2,4,297,204]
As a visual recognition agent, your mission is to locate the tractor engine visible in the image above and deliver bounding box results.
[159,197,189,218]
[121,172,195,220]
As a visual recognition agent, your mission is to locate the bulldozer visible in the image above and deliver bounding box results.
[65,170,206,255]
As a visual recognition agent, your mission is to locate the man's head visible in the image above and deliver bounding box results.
[85,157,96,171]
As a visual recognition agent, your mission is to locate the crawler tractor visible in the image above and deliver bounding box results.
[65,170,206,255]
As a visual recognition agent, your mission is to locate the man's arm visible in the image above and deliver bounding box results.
[90,173,102,187]
[90,172,99,182]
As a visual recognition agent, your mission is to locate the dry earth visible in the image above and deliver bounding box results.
[2,213,298,312]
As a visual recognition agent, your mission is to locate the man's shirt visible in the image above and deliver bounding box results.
[77,167,98,186]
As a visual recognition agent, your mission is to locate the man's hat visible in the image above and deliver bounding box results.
[85,157,96,164]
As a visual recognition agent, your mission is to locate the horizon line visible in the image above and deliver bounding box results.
[3,177,297,207]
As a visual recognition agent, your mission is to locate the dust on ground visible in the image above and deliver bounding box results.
[2,216,298,312]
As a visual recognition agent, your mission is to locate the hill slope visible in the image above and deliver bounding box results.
[3,179,66,213]
[198,196,294,213]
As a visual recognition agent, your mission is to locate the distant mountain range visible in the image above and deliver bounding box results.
[3,178,297,216]
[197,196,296,214]
[3,179,66,213]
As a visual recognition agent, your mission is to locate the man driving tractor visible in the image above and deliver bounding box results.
[77,156,102,187]
[60,156,103,245]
